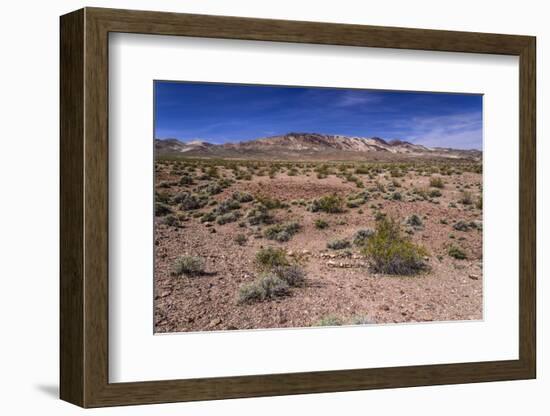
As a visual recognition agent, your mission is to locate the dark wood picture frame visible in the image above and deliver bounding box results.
[60,7,536,408]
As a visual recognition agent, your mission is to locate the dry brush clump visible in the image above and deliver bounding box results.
[264,221,302,242]
[362,217,428,275]
[310,194,344,213]
[237,248,307,304]
[172,255,205,276]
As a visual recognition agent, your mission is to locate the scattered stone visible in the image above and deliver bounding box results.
[468,274,479,280]
[209,318,222,327]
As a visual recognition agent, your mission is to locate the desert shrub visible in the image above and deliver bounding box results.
[459,191,473,205]
[362,217,428,275]
[391,191,402,201]
[172,256,205,276]
[200,182,222,196]
[316,315,343,326]
[429,189,442,198]
[246,206,273,225]
[355,165,370,174]
[353,229,374,246]
[155,202,172,217]
[453,220,470,231]
[272,264,306,287]
[216,211,241,225]
[237,274,289,304]
[162,214,179,226]
[234,234,248,246]
[200,211,217,223]
[448,245,467,259]
[255,195,283,209]
[255,247,289,271]
[174,192,208,211]
[232,191,254,203]
[350,316,374,325]
[264,222,301,242]
[179,175,194,185]
[406,214,423,228]
[310,194,344,213]
[155,191,171,204]
[327,239,351,250]
[429,177,445,188]
[375,181,386,193]
[315,219,329,229]
[215,199,241,214]
[476,196,483,209]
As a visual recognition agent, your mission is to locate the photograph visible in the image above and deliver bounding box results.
[153,81,483,333]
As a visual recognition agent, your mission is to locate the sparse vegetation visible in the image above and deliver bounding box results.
[362,217,428,275]
[314,219,329,229]
[429,177,445,188]
[237,274,290,304]
[448,245,467,259]
[327,239,351,250]
[310,194,344,213]
[172,256,205,276]
[255,247,289,271]
[155,156,482,332]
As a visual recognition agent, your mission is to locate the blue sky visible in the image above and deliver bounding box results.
[154,81,483,150]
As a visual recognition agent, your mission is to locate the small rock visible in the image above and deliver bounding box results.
[468,274,479,280]
[209,318,222,327]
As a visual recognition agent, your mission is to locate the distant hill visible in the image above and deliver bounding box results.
[155,132,481,161]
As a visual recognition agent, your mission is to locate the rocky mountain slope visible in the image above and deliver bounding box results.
[155,132,481,161]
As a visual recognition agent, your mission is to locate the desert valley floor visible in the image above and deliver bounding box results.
[154,158,483,333]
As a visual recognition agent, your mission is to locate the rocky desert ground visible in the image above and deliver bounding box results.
[154,155,483,333]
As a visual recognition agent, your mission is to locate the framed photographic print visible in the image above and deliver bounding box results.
[60,7,536,408]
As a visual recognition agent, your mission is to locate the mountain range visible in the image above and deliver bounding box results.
[155,132,481,161]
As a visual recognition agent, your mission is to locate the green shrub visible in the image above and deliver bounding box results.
[162,214,179,226]
[406,214,423,228]
[174,192,208,211]
[272,264,306,287]
[459,191,473,205]
[255,247,289,271]
[448,246,467,259]
[264,222,301,242]
[234,234,248,246]
[255,195,283,209]
[391,191,402,201]
[179,175,194,185]
[237,274,290,304]
[362,217,428,275]
[246,206,273,225]
[232,191,254,203]
[327,239,351,250]
[429,177,445,188]
[200,211,217,223]
[216,211,241,225]
[428,189,442,198]
[453,220,470,231]
[315,219,329,229]
[172,256,205,276]
[353,229,374,246]
[155,202,172,217]
[476,196,483,209]
[310,194,344,213]
[316,315,343,326]
[215,199,241,214]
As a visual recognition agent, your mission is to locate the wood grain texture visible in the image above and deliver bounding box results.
[59,7,537,408]
[59,8,85,407]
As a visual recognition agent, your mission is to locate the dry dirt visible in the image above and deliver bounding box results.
[154,160,483,333]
